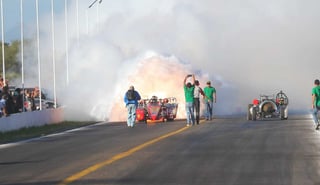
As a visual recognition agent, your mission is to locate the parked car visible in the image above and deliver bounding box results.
[24,97,56,111]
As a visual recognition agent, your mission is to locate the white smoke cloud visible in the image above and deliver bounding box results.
[19,0,320,121]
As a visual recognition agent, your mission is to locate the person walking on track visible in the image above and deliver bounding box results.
[194,80,204,124]
[124,85,141,128]
[203,81,216,121]
[312,79,320,130]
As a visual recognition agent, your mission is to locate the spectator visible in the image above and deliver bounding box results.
[32,86,46,99]
[0,76,6,95]
[13,88,23,113]
[33,87,40,98]
[1,85,15,115]
[0,77,3,90]
[23,89,36,111]
[0,94,7,117]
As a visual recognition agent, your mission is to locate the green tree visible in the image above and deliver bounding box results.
[0,41,21,81]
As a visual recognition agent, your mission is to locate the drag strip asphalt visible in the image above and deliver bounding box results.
[1,115,320,185]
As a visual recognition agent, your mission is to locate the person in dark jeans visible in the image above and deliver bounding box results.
[193,80,204,124]
[183,74,195,126]
[204,81,217,121]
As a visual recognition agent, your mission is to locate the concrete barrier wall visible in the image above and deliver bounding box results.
[0,107,64,132]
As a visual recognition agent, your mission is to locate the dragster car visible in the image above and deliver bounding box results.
[136,96,178,123]
[247,90,289,121]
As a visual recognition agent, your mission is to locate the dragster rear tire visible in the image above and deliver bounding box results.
[247,104,253,120]
[252,107,257,121]
[280,107,286,120]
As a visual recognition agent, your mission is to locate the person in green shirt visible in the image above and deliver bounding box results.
[203,81,216,121]
[312,79,320,130]
[183,74,195,126]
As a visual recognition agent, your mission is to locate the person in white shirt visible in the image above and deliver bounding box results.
[193,80,204,124]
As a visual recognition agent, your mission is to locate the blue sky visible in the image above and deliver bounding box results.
[2,0,65,42]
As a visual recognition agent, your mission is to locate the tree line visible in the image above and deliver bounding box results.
[0,40,24,82]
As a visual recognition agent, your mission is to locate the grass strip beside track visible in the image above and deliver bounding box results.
[0,121,97,144]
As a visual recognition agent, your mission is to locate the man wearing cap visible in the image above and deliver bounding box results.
[124,85,141,127]
[183,74,195,126]
[194,80,204,124]
[204,81,216,121]
[312,79,320,130]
